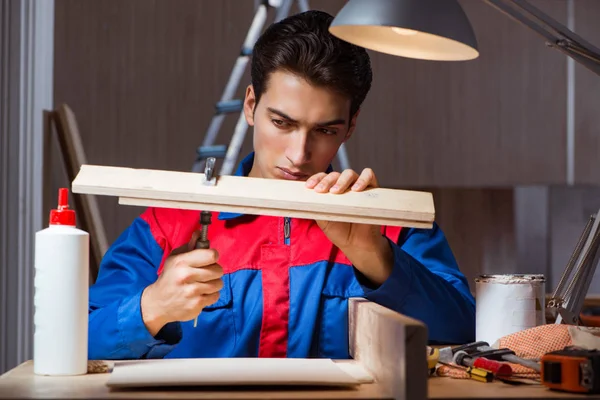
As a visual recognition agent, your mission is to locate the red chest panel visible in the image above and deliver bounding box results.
[140,207,402,357]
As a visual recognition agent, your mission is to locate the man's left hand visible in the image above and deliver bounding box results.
[305,168,394,285]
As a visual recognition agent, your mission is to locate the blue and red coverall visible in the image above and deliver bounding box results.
[88,152,475,360]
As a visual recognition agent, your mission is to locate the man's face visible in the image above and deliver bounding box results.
[243,70,358,181]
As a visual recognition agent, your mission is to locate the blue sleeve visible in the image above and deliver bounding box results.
[88,217,182,360]
[357,222,476,344]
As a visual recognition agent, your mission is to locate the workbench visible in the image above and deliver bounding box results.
[1,298,598,399]
[1,360,598,399]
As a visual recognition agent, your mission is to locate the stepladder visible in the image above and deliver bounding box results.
[192,0,351,175]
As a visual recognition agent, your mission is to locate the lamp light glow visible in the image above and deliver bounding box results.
[329,0,479,61]
[391,27,418,36]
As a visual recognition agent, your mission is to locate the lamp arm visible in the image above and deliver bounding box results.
[484,0,600,76]
[548,209,600,325]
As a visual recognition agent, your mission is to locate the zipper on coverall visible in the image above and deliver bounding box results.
[284,217,291,245]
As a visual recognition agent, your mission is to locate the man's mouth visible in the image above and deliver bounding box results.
[277,167,309,181]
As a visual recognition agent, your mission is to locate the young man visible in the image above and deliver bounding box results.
[88,10,475,360]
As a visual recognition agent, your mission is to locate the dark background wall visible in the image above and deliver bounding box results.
[50,0,600,290]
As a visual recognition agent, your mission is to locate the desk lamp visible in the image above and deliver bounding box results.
[329,0,600,325]
[329,0,600,73]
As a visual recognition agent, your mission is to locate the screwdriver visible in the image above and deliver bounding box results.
[453,350,512,378]
[454,350,512,378]
[427,346,496,382]
[192,157,216,328]
[465,365,494,383]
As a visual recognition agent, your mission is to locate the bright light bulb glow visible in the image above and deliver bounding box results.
[392,27,418,36]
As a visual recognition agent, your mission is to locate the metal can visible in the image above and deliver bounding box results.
[475,274,546,346]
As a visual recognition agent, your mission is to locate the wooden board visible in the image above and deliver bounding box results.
[50,104,109,283]
[71,164,435,228]
[348,298,428,400]
[106,358,372,388]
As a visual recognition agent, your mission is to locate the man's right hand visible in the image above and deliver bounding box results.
[140,243,224,336]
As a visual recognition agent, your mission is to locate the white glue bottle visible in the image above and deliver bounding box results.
[34,187,89,375]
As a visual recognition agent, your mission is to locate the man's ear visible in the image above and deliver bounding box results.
[344,108,361,142]
[243,85,256,126]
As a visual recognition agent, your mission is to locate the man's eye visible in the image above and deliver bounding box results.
[272,119,287,127]
[317,128,336,135]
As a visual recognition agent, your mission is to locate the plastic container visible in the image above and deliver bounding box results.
[33,188,89,375]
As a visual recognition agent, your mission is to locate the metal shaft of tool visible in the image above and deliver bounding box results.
[502,354,540,373]
[200,224,209,243]
[477,346,541,372]
[476,345,540,373]
[453,351,474,368]
[204,157,216,184]
[198,157,215,248]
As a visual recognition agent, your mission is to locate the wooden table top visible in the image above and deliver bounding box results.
[1,360,600,399]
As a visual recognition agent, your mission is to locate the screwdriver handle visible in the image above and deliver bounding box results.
[473,357,513,377]
[193,211,212,327]
[467,366,494,383]
[195,211,212,249]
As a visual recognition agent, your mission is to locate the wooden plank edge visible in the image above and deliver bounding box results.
[349,298,428,400]
[75,185,435,223]
[118,196,434,229]
[71,165,435,222]
[334,360,376,384]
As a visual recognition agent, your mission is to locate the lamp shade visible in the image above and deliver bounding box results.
[329,0,479,61]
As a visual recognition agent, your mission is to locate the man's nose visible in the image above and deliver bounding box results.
[286,131,311,166]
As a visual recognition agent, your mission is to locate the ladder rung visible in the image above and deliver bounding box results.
[196,145,228,160]
[215,100,243,114]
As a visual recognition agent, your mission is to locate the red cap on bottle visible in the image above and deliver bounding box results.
[49,188,76,226]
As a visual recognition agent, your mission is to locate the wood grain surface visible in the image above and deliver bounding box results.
[72,164,435,228]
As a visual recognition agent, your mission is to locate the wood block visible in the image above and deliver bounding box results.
[349,298,429,400]
[106,358,372,388]
[71,164,435,228]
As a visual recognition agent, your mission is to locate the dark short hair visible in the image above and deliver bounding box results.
[250,9,372,119]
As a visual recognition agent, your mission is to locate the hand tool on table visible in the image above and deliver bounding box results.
[192,157,217,328]
[431,343,511,382]
[427,346,493,383]
[541,346,600,394]
[451,349,512,377]
[427,347,440,375]
[440,342,512,377]
[463,341,541,373]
